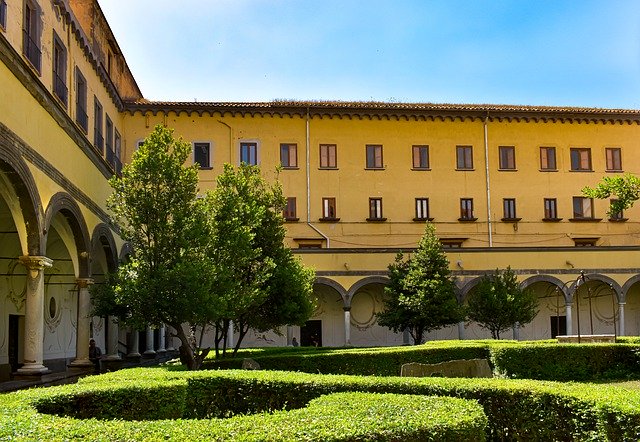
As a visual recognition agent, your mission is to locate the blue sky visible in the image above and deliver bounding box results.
[99,1,640,108]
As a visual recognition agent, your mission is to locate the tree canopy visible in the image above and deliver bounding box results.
[466,267,539,339]
[376,223,463,345]
[582,174,640,217]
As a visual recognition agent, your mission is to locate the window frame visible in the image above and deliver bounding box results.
[319,144,337,169]
[105,115,113,163]
[239,141,259,166]
[502,198,520,221]
[456,146,473,170]
[412,145,430,170]
[609,199,626,222]
[320,197,339,221]
[365,144,384,169]
[498,146,516,170]
[605,147,622,172]
[570,148,592,171]
[193,141,212,169]
[283,197,298,221]
[367,197,386,221]
[75,68,88,132]
[540,146,557,171]
[571,196,599,221]
[543,198,561,221]
[280,143,298,169]
[0,0,7,30]
[23,0,41,72]
[414,197,432,221]
[459,198,476,221]
[93,97,103,153]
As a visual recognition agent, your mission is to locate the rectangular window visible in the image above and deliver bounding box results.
[412,145,429,169]
[570,148,592,171]
[0,0,7,30]
[540,147,556,170]
[572,197,594,219]
[368,197,384,220]
[605,148,622,171]
[23,1,41,71]
[415,198,430,220]
[240,142,258,165]
[93,97,103,152]
[194,142,211,169]
[609,199,624,220]
[544,198,558,220]
[502,198,517,220]
[105,116,113,163]
[456,146,473,170]
[280,143,298,168]
[75,69,87,132]
[459,198,475,220]
[52,34,67,106]
[114,130,122,174]
[366,144,383,169]
[283,197,297,220]
[321,197,337,220]
[498,146,515,170]
[319,144,337,168]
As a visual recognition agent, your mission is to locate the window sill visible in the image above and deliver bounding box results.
[498,168,517,172]
[281,166,299,170]
[606,169,624,173]
[411,168,431,171]
[319,217,340,222]
[609,218,628,222]
[75,122,88,134]
[501,217,522,222]
[318,167,338,170]
[455,168,475,171]
[539,169,558,172]
[366,217,387,222]
[284,217,299,222]
[458,217,478,222]
[198,166,213,170]
[569,218,602,222]
[569,169,593,172]
[364,167,385,171]
[413,217,434,222]
[542,218,563,222]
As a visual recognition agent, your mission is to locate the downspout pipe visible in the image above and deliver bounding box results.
[484,114,493,247]
[305,107,329,247]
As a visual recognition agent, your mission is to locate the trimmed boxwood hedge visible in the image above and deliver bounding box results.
[206,340,640,381]
[4,367,640,441]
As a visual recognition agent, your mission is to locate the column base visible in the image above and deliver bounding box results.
[16,364,50,376]
[68,358,93,368]
[143,350,156,358]
[126,352,141,358]
[102,354,122,361]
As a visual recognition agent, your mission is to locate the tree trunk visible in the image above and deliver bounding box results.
[233,319,250,356]
[172,323,199,370]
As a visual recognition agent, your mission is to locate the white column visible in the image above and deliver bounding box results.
[158,324,166,352]
[144,327,156,355]
[458,321,466,340]
[227,320,234,349]
[166,326,175,351]
[512,322,520,340]
[127,328,140,357]
[286,325,293,346]
[618,302,626,336]
[17,256,53,375]
[103,316,121,360]
[70,278,94,367]
[565,302,573,335]
[343,308,351,346]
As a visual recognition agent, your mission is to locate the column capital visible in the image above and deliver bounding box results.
[76,278,94,288]
[19,255,53,270]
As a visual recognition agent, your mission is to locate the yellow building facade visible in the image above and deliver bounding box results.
[1,0,640,378]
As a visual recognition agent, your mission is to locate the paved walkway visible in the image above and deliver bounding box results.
[0,368,94,393]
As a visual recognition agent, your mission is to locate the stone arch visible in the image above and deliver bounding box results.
[91,224,118,273]
[520,274,571,303]
[119,242,134,262]
[458,276,484,303]
[346,275,389,306]
[43,192,91,278]
[0,142,43,255]
[621,274,640,303]
[568,273,622,303]
[314,277,348,304]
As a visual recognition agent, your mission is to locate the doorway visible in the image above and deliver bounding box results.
[8,315,23,372]
[301,320,322,347]
[550,315,567,338]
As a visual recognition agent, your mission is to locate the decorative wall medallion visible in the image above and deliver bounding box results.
[350,289,379,331]
[6,260,26,311]
[43,269,63,333]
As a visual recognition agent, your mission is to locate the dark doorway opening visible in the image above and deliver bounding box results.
[8,315,22,372]
[301,320,322,347]
[550,315,567,338]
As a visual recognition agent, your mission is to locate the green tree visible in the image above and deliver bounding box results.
[376,223,463,345]
[208,164,315,355]
[93,125,235,370]
[582,173,640,217]
[466,267,538,339]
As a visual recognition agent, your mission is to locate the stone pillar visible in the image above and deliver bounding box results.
[565,302,573,335]
[144,327,156,355]
[166,326,175,351]
[402,328,411,345]
[158,324,166,353]
[17,256,53,375]
[70,278,94,367]
[512,322,520,340]
[227,321,234,349]
[343,307,351,346]
[618,302,626,336]
[458,321,466,340]
[286,325,293,346]
[127,328,140,357]
[103,316,121,360]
